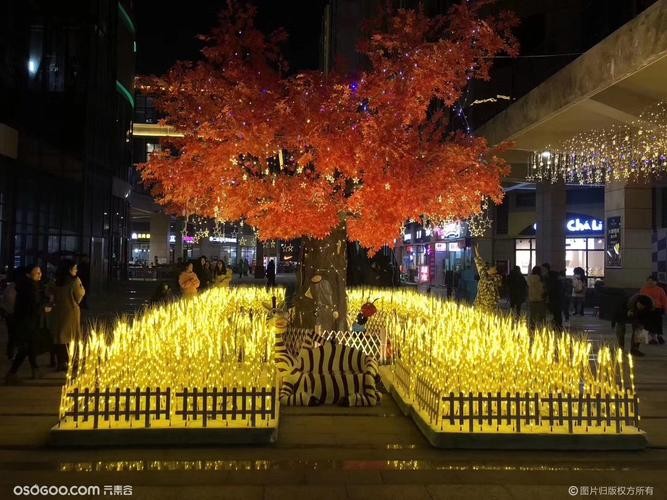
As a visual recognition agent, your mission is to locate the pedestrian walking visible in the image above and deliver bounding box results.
[178,262,200,297]
[527,266,546,332]
[507,265,527,318]
[473,245,501,313]
[614,293,652,357]
[559,270,573,325]
[194,256,211,289]
[266,259,276,289]
[150,282,174,305]
[639,274,667,344]
[1,276,17,359]
[50,260,85,371]
[572,267,587,316]
[212,260,229,286]
[5,266,50,384]
[545,270,563,330]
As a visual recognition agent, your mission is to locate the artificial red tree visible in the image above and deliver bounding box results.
[138,0,517,329]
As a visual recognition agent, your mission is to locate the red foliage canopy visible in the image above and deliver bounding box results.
[138,0,517,252]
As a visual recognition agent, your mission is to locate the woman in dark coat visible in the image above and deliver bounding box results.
[507,265,528,318]
[5,266,49,383]
[50,260,85,371]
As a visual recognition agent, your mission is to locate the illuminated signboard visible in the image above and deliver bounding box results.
[530,216,604,235]
[209,236,237,243]
[566,217,603,232]
[435,242,447,251]
[131,233,150,240]
[435,222,462,239]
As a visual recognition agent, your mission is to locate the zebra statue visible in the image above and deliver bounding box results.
[265,300,382,407]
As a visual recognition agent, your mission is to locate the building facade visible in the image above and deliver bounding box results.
[0,0,135,287]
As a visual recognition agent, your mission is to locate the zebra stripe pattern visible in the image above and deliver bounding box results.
[278,341,381,407]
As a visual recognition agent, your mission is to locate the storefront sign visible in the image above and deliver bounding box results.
[436,222,462,239]
[209,236,237,243]
[182,236,195,244]
[418,265,429,283]
[131,232,150,240]
[434,242,447,252]
[606,216,622,268]
[527,215,604,236]
[169,235,176,244]
[566,217,603,233]
[403,232,412,242]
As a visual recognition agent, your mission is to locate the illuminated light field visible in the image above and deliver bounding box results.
[57,286,640,437]
[57,287,283,430]
[348,288,641,435]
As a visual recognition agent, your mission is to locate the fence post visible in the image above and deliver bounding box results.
[83,388,90,423]
[71,388,79,427]
[202,387,208,428]
[93,388,100,429]
[144,387,151,428]
[251,387,257,427]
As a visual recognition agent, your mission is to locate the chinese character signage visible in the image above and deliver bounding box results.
[606,216,622,268]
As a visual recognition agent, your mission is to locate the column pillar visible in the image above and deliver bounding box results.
[535,182,566,271]
[173,218,184,263]
[149,212,170,265]
[604,182,652,287]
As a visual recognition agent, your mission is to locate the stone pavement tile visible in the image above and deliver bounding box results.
[0,416,54,447]
[347,484,432,500]
[224,470,307,485]
[635,390,667,416]
[638,418,667,447]
[302,469,383,485]
[427,484,513,500]
[277,431,339,446]
[265,485,347,500]
[0,385,61,414]
[129,485,264,500]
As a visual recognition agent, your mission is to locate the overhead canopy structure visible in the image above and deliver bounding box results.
[477,0,667,187]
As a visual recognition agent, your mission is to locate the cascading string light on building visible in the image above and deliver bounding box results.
[529,101,667,184]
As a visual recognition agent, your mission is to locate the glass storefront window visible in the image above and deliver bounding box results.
[566,238,587,250]
[515,238,532,250]
[587,250,605,278]
[515,238,536,274]
[588,238,605,250]
[565,238,605,277]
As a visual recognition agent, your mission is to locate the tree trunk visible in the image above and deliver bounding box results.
[292,221,348,332]
[254,239,265,278]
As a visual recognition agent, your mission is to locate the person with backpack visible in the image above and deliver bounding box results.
[572,267,587,316]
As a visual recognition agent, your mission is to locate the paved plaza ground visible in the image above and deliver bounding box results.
[0,277,665,499]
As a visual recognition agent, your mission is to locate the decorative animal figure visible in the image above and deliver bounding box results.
[264,299,382,407]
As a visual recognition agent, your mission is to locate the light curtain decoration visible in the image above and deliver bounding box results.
[528,102,667,184]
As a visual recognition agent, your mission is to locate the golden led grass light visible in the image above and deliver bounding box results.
[529,102,667,184]
[58,287,639,435]
[348,288,639,435]
[58,287,283,429]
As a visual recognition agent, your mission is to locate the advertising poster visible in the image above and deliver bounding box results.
[606,216,622,268]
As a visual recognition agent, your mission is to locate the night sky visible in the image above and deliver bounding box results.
[134,1,327,76]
